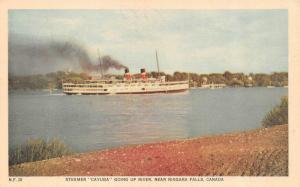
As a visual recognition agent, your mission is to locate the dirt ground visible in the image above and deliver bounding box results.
[9,124,288,176]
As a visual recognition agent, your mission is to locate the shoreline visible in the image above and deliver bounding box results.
[9,86,288,91]
[9,124,288,176]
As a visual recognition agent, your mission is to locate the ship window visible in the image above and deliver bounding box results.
[142,88,145,90]
[104,89,107,91]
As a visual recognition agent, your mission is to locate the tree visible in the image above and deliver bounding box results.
[223,71,233,80]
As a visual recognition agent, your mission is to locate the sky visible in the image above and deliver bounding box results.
[9,10,288,75]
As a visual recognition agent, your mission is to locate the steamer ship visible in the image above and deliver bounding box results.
[62,51,189,95]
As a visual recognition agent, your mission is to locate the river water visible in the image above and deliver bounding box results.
[9,87,287,152]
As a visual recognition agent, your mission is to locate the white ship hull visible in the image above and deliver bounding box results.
[63,80,189,95]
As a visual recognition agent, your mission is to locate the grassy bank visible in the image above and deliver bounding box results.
[9,124,288,176]
[262,96,288,128]
[9,138,72,166]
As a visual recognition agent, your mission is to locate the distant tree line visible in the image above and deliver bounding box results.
[182,71,288,87]
[9,71,288,90]
[9,71,84,90]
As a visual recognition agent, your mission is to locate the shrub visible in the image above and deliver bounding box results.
[262,96,288,128]
[9,138,72,166]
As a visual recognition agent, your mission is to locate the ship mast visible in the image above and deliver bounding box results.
[155,50,160,78]
[97,49,104,78]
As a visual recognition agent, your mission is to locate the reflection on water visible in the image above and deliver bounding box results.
[9,88,287,152]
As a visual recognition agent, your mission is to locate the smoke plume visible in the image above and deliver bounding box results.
[9,34,127,75]
[77,55,128,72]
[98,56,128,71]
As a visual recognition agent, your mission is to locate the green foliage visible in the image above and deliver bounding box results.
[9,138,72,166]
[262,96,288,128]
[9,71,288,89]
[9,71,86,90]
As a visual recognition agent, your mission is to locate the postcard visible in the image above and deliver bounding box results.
[0,0,299,187]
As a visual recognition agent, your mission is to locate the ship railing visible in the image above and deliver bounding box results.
[63,79,189,85]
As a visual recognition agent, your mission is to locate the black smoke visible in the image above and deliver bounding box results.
[100,56,127,71]
[9,34,127,75]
